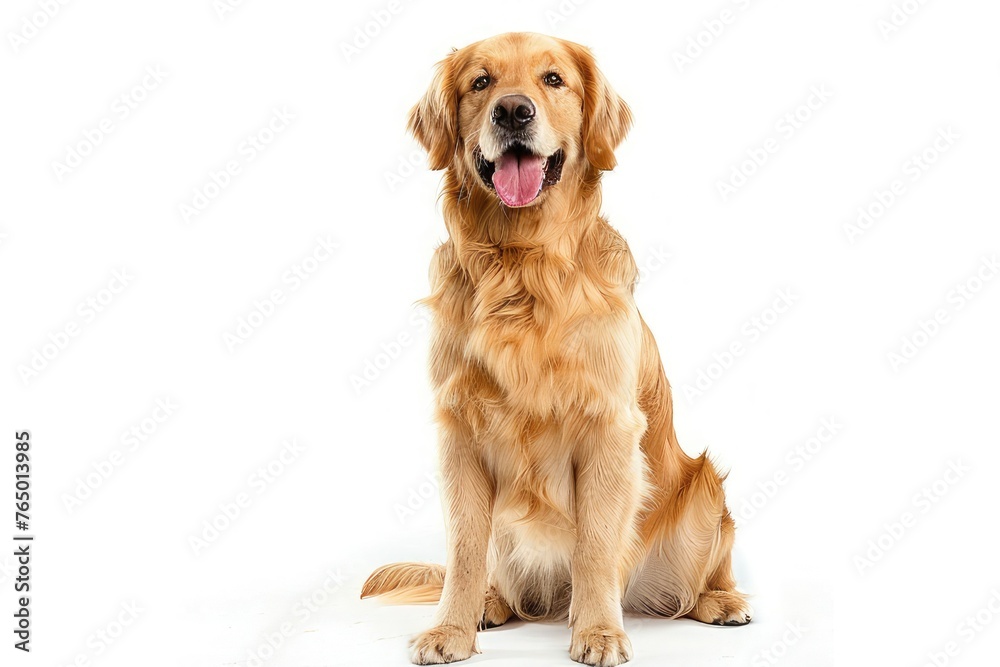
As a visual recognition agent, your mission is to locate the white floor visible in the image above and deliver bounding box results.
[184,539,835,667]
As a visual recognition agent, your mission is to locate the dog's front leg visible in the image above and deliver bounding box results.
[409,414,492,665]
[568,412,645,667]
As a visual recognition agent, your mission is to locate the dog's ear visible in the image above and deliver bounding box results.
[569,44,632,171]
[407,51,460,171]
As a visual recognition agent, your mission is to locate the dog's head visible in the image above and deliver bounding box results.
[408,33,631,208]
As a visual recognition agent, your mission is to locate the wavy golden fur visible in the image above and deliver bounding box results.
[362,32,750,666]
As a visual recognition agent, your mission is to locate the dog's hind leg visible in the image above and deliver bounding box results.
[624,455,751,625]
[683,515,752,625]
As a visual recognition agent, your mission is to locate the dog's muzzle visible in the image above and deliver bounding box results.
[473,94,566,207]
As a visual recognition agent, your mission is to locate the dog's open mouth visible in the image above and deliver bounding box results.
[476,144,565,207]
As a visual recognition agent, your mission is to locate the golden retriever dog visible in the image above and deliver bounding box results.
[362,32,751,666]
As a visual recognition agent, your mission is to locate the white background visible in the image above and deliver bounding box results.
[1,1,999,666]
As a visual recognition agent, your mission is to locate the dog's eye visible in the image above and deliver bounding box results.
[543,72,563,87]
[472,75,491,91]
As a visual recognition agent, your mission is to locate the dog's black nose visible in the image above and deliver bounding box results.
[491,95,535,130]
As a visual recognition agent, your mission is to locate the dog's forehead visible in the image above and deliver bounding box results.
[460,33,573,76]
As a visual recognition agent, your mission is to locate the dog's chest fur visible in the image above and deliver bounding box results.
[430,229,641,422]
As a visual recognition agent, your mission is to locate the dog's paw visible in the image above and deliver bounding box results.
[480,586,515,630]
[719,607,753,626]
[409,625,478,664]
[688,590,753,626]
[569,625,632,667]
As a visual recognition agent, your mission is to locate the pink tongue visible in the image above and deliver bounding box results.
[491,152,545,207]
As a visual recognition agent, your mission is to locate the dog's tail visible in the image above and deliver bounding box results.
[360,562,445,604]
